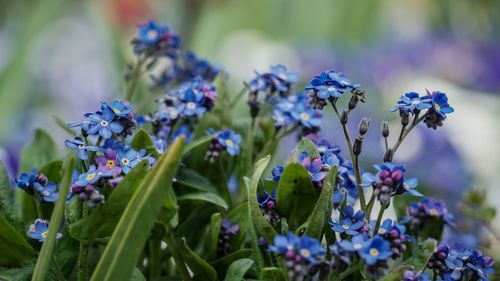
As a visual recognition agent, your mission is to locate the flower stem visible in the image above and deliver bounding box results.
[245,117,257,176]
[365,193,375,220]
[229,87,247,108]
[77,204,89,281]
[52,256,66,281]
[164,226,192,281]
[391,113,427,157]
[373,202,388,234]
[124,56,147,102]
[331,101,366,211]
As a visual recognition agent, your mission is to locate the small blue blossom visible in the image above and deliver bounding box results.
[117,148,155,174]
[331,205,366,235]
[426,90,454,118]
[65,137,101,160]
[272,92,323,129]
[133,21,180,56]
[299,151,327,184]
[401,197,455,231]
[271,165,284,182]
[403,270,431,281]
[389,92,432,114]
[177,87,207,117]
[306,70,359,109]
[34,181,59,202]
[13,170,36,191]
[74,165,112,187]
[87,107,124,139]
[269,232,325,264]
[248,65,298,95]
[27,219,62,242]
[103,100,133,117]
[403,178,422,196]
[257,189,276,208]
[337,234,368,253]
[359,236,392,265]
[216,129,242,156]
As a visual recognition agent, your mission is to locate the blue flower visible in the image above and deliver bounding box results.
[389,92,432,114]
[103,100,133,117]
[401,197,454,231]
[248,65,298,95]
[137,21,166,44]
[257,189,276,208]
[403,270,431,281]
[402,178,422,196]
[290,105,322,129]
[269,232,325,264]
[74,165,112,187]
[216,129,242,156]
[271,165,284,182]
[87,107,124,139]
[117,148,155,174]
[27,219,62,242]
[13,170,36,191]
[177,88,206,117]
[65,137,101,160]
[359,236,392,265]
[337,234,368,252]
[305,70,358,100]
[426,90,454,118]
[299,151,327,184]
[331,205,366,235]
[133,21,180,56]
[34,181,59,202]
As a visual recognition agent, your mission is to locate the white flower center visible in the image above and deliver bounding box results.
[100,120,109,127]
[186,102,196,110]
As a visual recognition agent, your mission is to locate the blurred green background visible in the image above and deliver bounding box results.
[1,0,499,272]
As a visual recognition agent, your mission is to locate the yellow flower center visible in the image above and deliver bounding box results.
[435,103,441,110]
[300,249,310,257]
[404,183,410,190]
[146,30,158,40]
[370,248,379,256]
[86,173,96,181]
[300,113,310,121]
[42,231,48,238]
[429,208,438,216]
[378,228,386,234]
[106,160,115,168]
[225,140,234,147]
[113,108,120,114]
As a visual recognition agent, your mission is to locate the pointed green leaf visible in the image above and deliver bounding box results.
[69,160,149,240]
[245,155,277,243]
[305,166,337,239]
[286,138,319,164]
[382,265,413,281]
[276,163,319,230]
[224,258,253,281]
[90,137,184,281]
[131,129,160,158]
[183,135,214,155]
[175,168,220,194]
[0,161,19,224]
[261,268,287,281]
[402,239,437,270]
[206,213,222,261]
[211,249,253,275]
[39,160,63,184]
[179,238,218,281]
[177,192,228,210]
[0,214,35,266]
[32,157,74,281]
[227,202,250,251]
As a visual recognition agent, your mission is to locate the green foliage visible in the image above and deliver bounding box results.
[223,258,253,281]
[0,162,20,225]
[131,129,160,158]
[261,268,287,281]
[177,192,228,210]
[32,157,74,281]
[285,138,320,164]
[89,137,184,281]
[179,238,218,281]
[0,214,35,266]
[206,213,222,261]
[276,163,319,231]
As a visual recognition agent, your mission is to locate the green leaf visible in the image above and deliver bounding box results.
[32,157,74,281]
[261,268,287,281]
[90,137,184,281]
[179,238,218,281]
[0,214,35,266]
[18,129,59,226]
[304,166,337,239]
[382,265,413,281]
[211,249,253,275]
[0,161,19,223]
[276,163,319,230]
[224,258,253,281]
[52,115,77,136]
[69,160,150,240]
[131,129,160,158]
[286,138,320,164]
[245,155,277,243]
[131,267,147,281]
[483,207,496,224]
[206,213,222,261]
[177,192,228,210]
[39,160,63,184]
[403,239,437,270]
[421,218,444,240]
[175,168,220,194]
[227,202,250,251]
[183,135,214,155]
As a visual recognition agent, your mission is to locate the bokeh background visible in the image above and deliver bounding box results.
[1,0,499,273]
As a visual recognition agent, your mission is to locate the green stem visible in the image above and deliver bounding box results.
[77,204,90,281]
[373,203,388,234]
[52,256,66,281]
[391,113,427,157]
[148,238,162,280]
[331,101,366,211]
[334,264,362,281]
[218,160,232,207]
[229,87,247,108]
[35,199,43,218]
[164,226,192,281]
[245,117,257,176]
[124,56,148,102]
[365,193,375,220]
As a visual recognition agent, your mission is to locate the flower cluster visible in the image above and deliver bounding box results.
[269,232,326,281]
[401,197,454,232]
[132,21,180,57]
[377,219,409,259]
[330,205,367,236]
[217,219,239,257]
[427,244,494,281]
[14,171,59,202]
[27,219,62,242]
[403,269,431,281]
[67,101,156,207]
[205,129,242,162]
[305,70,359,109]
[362,163,421,205]
[257,189,279,225]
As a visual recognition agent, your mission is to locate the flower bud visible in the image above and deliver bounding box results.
[383,149,394,162]
[340,110,349,125]
[381,121,390,137]
[353,136,363,156]
[358,118,370,135]
[400,112,409,126]
[348,96,358,110]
